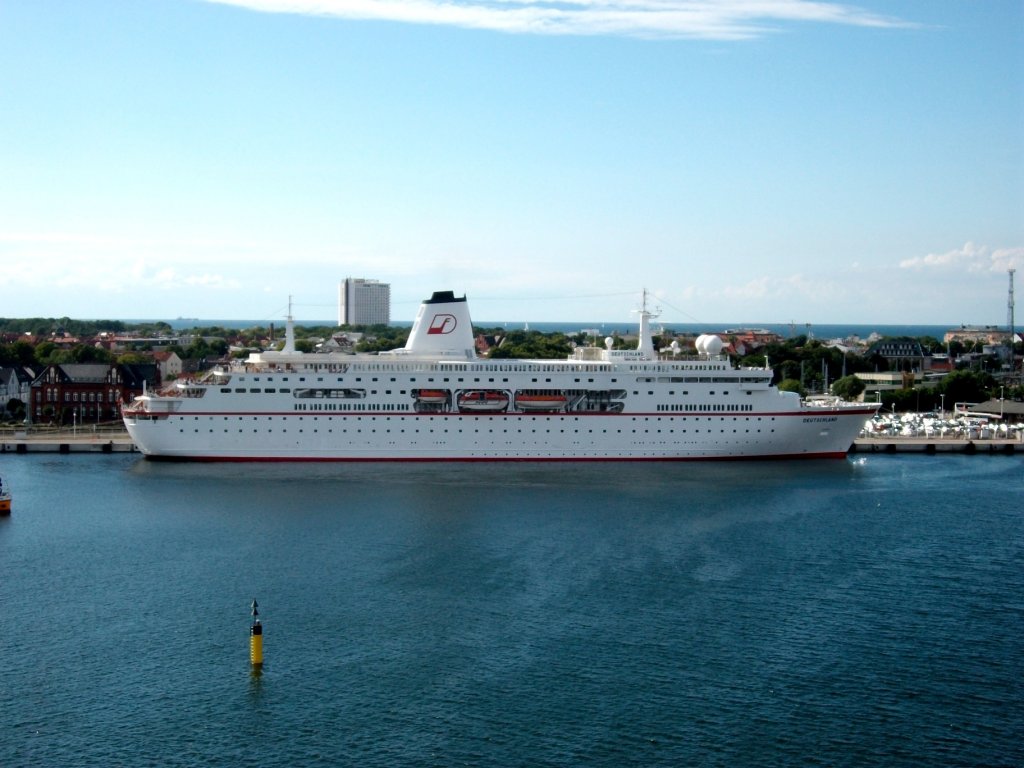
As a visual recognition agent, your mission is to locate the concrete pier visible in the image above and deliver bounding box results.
[0,428,138,454]
[852,436,1021,454]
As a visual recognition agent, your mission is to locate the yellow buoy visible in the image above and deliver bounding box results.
[250,599,263,668]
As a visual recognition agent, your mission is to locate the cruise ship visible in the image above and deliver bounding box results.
[122,291,878,461]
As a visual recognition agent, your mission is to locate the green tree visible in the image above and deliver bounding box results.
[70,345,114,364]
[5,398,26,421]
[0,340,37,366]
[831,375,866,400]
[117,352,153,365]
[34,341,59,365]
[182,337,227,360]
[778,378,805,396]
[488,331,573,359]
[938,369,995,405]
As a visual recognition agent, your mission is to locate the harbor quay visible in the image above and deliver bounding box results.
[0,426,138,454]
[852,435,1021,454]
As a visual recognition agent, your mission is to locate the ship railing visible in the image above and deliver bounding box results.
[804,395,878,411]
[805,395,843,407]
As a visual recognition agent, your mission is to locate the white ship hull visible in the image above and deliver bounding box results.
[125,410,873,461]
[123,291,877,461]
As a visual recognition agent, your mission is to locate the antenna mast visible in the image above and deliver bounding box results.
[1009,269,1016,373]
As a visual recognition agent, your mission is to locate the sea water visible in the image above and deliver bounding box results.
[1,455,1021,766]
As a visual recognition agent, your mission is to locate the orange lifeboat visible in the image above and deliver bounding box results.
[457,390,509,412]
[415,389,448,404]
[515,393,567,411]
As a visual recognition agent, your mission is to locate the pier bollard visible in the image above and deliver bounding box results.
[250,599,263,669]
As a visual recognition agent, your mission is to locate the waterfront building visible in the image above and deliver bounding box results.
[152,351,183,381]
[338,278,390,326]
[0,365,37,418]
[943,326,1011,346]
[29,363,158,425]
[866,337,926,371]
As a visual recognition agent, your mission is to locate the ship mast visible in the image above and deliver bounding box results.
[282,295,297,354]
[635,288,659,360]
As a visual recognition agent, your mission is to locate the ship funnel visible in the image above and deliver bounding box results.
[397,291,477,358]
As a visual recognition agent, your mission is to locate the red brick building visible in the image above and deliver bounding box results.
[30,363,158,426]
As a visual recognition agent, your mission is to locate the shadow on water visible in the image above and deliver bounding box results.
[118,456,874,545]
[127,455,861,493]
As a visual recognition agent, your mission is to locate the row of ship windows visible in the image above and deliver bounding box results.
[658,403,754,412]
[222,388,752,400]
[237,374,760,386]
[295,403,407,411]
[294,363,619,374]
[223,387,290,394]
[243,375,609,385]
[290,402,754,413]
[180,427,775,435]
[278,362,730,374]
[186,415,776,423]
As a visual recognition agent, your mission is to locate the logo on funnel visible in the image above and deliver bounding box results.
[427,314,457,335]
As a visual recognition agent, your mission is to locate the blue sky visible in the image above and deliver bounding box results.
[1,0,1021,326]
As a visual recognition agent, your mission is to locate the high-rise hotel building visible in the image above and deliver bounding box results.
[338,278,391,326]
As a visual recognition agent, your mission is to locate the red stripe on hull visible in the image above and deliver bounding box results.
[143,451,853,463]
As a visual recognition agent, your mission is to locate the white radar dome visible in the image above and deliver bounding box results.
[703,335,724,355]
[695,334,709,354]
[605,337,614,350]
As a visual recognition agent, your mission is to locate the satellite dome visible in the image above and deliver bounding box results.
[604,337,614,350]
[703,335,724,355]
[695,334,709,354]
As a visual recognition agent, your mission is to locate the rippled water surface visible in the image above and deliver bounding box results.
[1,454,1021,766]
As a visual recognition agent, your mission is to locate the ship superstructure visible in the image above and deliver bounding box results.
[123,291,878,460]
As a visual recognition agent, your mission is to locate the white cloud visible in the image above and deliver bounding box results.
[899,242,1024,274]
[718,272,841,303]
[203,0,912,40]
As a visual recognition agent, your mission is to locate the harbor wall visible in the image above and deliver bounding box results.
[0,429,138,454]
[852,436,1020,454]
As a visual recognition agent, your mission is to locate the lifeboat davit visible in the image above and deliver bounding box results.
[457,390,509,412]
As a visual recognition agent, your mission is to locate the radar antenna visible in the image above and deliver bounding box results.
[634,288,660,360]
[1009,268,1016,373]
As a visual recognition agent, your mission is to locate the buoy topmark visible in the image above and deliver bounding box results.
[250,599,263,668]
